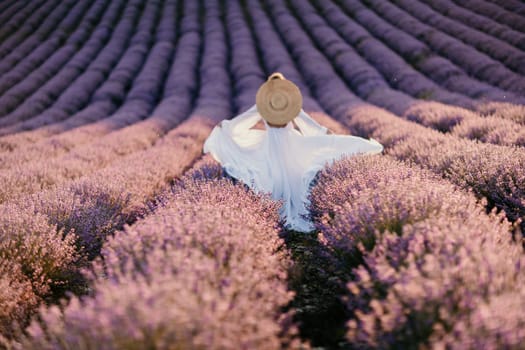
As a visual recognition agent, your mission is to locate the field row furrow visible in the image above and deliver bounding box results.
[224,0,265,113]
[358,0,525,96]
[0,0,153,150]
[0,0,33,30]
[0,0,144,145]
[334,0,525,107]
[0,0,85,92]
[393,0,525,75]
[316,0,475,109]
[454,0,525,32]
[0,0,61,61]
[420,0,525,51]
[0,0,118,128]
[0,0,49,44]
[486,0,525,15]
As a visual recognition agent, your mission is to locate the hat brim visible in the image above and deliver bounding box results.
[256,78,303,127]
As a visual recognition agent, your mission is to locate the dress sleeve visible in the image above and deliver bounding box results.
[220,105,262,136]
[294,109,328,136]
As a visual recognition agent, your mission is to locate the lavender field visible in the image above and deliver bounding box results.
[0,0,524,348]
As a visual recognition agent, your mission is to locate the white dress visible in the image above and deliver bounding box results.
[203,105,383,232]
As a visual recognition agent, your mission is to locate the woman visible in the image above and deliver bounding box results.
[204,73,383,232]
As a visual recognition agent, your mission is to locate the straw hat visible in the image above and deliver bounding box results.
[256,72,303,127]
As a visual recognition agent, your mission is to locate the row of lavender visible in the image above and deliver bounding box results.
[0,0,97,110]
[334,0,525,124]
[0,0,150,137]
[0,0,68,75]
[419,0,525,50]
[0,0,42,36]
[309,0,525,146]
[394,0,525,75]
[458,0,525,32]
[352,0,525,95]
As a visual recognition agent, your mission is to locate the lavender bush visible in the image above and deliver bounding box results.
[345,104,525,232]
[0,205,79,338]
[0,261,38,341]
[310,155,525,348]
[477,102,525,125]
[17,160,299,350]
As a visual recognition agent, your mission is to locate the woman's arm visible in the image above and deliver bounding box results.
[220,105,262,135]
[294,109,328,136]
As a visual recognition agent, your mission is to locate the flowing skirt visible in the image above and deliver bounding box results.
[203,105,383,232]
